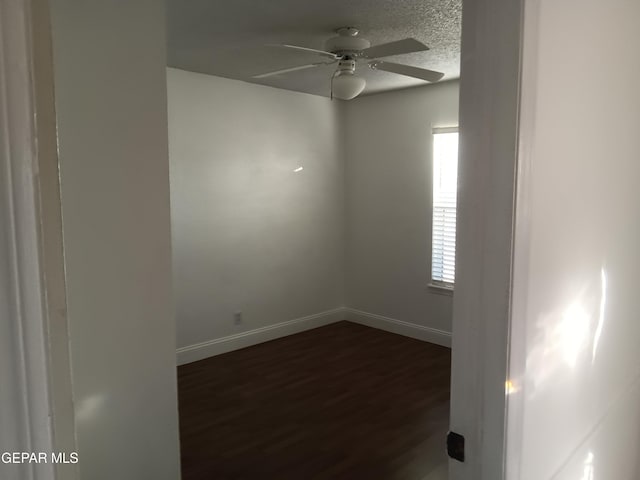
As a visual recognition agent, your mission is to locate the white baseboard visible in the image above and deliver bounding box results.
[176,308,346,365]
[345,308,452,348]
[177,307,452,365]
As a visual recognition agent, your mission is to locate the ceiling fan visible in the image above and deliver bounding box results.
[253,27,444,100]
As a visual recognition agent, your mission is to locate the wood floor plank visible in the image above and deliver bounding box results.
[178,320,451,480]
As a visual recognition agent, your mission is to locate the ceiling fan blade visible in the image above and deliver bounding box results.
[361,38,429,59]
[369,61,444,83]
[266,44,340,60]
[253,61,334,79]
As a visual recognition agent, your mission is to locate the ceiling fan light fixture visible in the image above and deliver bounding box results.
[332,71,366,100]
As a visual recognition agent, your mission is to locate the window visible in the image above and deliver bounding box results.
[431,127,459,288]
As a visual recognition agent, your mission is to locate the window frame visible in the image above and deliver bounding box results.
[429,126,459,294]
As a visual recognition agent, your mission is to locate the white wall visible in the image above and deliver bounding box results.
[169,71,460,357]
[49,2,181,479]
[507,0,640,479]
[344,82,459,337]
[168,68,345,354]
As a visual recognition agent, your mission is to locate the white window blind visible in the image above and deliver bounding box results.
[431,128,459,286]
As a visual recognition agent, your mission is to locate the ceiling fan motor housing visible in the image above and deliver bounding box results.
[336,58,357,75]
[325,28,371,56]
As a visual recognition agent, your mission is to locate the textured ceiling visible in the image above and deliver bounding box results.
[167,0,462,98]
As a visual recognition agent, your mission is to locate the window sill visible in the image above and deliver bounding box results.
[427,283,454,296]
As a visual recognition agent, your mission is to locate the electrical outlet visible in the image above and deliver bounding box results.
[233,311,243,326]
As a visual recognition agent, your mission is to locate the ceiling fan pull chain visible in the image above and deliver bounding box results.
[330,70,335,100]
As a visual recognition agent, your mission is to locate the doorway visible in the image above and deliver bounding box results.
[166,2,465,478]
[2,0,524,479]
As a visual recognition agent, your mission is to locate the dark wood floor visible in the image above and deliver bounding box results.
[178,321,451,480]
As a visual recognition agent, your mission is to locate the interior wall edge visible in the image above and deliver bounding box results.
[342,79,460,336]
[166,66,339,103]
[168,67,345,351]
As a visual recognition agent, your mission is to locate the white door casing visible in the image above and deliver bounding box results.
[1,0,531,479]
[449,0,524,478]
[0,0,55,479]
[0,0,76,479]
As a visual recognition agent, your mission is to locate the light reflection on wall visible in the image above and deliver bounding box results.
[559,302,591,368]
[505,379,519,395]
[526,268,608,394]
[582,451,595,480]
[592,268,607,363]
[75,394,106,422]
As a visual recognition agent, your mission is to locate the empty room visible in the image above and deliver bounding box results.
[7,0,640,479]
[167,1,460,478]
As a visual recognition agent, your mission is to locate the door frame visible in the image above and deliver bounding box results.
[449,0,524,478]
[0,0,76,479]
[1,0,526,478]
